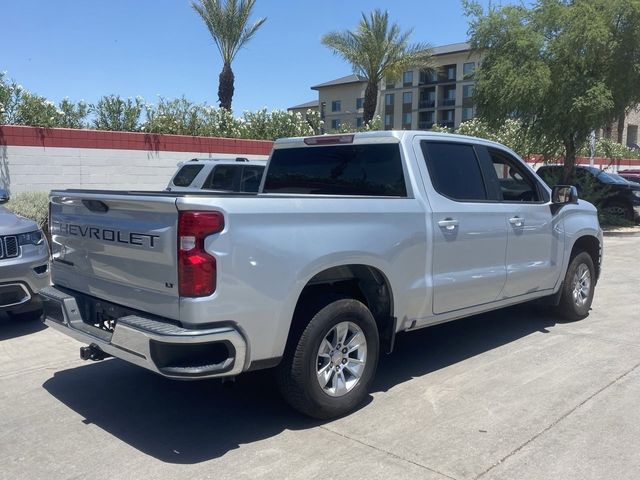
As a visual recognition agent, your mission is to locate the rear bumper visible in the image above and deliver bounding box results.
[40,286,247,380]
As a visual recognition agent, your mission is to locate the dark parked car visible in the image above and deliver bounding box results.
[537,165,640,221]
[618,169,640,185]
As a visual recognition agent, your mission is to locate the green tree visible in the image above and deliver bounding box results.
[192,0,266,111]
[464,0,640,183]
[321,9,432,123]
[606,0,640,143]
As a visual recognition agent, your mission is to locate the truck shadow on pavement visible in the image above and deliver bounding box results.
[0,313,46,341]
[42,305,558,464]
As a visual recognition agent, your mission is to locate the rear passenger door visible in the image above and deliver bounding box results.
[417,140,508,314]
[482,147,562,297]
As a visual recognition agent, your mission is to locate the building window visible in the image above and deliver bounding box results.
[441,64,457,82]
[440,109,455,125]
[386,78,395,89]
[462,107,475,121]
[419,88,436,108]
[441,86,456,107]
[385,93,395,106]
[331,100,341,112]
[403,70,413,86]
[356,117,364,128]
[418,111,435,129]
[356,97,364,109]
[331,119,341,130]
[384,114,394,130]
[463,62,476,78]
[463,84,475,98]
[402,91,413,105]
[419,69,437,84]
[402,112,412,129]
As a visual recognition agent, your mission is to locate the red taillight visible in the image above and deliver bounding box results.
[178,211,224,297]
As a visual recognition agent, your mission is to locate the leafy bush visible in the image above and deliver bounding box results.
[0,73,25,124]
[15,93,63,128]
[577,137,640,160]
[58,98,89,129]
[1,74,89,129]
[5,191,50,235]
[240,109,315,139]
[91,95,144,131]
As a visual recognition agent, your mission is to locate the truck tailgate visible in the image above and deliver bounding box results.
[49,191,180,319]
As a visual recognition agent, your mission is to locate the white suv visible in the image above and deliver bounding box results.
[0,189,50,320]
[166,157,268,192]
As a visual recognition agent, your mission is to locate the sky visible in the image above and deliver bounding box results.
[2,0,517,114]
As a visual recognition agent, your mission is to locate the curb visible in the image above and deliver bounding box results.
[603,231,640,237]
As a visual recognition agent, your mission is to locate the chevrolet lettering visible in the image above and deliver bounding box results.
[51,221,160,248]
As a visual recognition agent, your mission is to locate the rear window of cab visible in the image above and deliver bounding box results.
[263,144,406,196]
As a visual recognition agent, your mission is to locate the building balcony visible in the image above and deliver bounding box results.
[438,121,455,129]
[418,99,436,109]
[440,98,456,107]
[418,121,435,129]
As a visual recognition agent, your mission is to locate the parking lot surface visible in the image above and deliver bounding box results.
[1,236,639,480]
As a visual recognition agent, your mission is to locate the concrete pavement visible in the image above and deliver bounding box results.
[1,236,639,480]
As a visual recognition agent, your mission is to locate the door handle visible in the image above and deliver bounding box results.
[509,216,525,227]
[438,218,459,231]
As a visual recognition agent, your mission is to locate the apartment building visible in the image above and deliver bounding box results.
[292,42,480,132]
[381,42,479,131]
[307,74,368,131]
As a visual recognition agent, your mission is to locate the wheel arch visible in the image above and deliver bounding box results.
[569,234,601,282]
[286,264,396,355]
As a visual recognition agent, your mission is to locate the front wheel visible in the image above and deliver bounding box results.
[277,298,379,419]
[556,251,596,321]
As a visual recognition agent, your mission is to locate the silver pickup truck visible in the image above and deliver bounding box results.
[41,131,602,418]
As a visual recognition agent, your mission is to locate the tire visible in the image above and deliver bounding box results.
[556,251,596,321]
[277,298,380,419]
[602,201,633,221]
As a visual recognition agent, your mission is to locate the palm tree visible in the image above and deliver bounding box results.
[192,0,266,110]
[322,9,433,123]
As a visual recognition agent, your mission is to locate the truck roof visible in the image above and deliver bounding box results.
[273,130,517,153]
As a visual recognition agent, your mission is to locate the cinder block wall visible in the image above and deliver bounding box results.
[0,126,273,193]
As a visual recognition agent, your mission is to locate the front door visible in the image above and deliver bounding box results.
[485,147,563,298]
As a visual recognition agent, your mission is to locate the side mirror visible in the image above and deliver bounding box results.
[0,189,9,205]
[552,185,578,205]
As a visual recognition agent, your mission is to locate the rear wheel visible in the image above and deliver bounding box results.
[556,251,595,321]
[277,298,379,419]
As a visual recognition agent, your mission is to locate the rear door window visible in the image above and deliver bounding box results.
[420,142,488,201]
[240,166,265,192]
[172,164,204,187]
[263,143,407,196]
[202,165,240,190]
